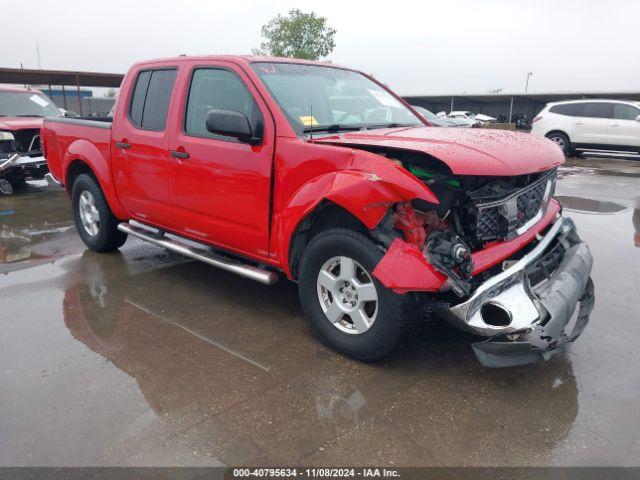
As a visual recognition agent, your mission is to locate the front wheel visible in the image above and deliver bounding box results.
[71,174,127,252]
[297,228,419,361]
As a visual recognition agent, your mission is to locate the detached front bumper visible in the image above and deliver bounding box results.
[437,216,595,367]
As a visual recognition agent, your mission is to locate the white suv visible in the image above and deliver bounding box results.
[531,99,640,156]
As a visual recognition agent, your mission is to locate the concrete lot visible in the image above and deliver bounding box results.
[1,156,639,467]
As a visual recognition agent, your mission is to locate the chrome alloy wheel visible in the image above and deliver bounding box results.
[78,190,100,236]
[550,135,566,147]
[316,256,379,335]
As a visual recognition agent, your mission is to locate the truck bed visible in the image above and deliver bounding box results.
[42,116,112,186]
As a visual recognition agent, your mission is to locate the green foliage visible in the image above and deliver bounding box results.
[254,9,336,60]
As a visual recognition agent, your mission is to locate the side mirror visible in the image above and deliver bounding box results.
[205,109,261,145]
[636,115,640,122]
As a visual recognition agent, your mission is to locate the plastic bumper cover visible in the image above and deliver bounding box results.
[437,216,595,367]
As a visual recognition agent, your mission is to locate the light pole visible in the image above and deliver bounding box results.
[525,72,533,93]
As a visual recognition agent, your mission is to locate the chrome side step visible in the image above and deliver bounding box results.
[117,222,278,285]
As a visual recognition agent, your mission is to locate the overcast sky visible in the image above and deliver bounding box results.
[3,0,639,96]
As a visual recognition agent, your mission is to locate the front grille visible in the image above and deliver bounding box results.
[13,129,41,155]
[474,172,555,243]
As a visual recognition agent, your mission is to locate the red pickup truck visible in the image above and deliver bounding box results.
[42,56,594,367]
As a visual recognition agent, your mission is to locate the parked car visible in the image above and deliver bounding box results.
[0,85,61,194]
[42,56,594,367]
[412,106,473,127]
[448,111,496,124]
[531,99,640,156]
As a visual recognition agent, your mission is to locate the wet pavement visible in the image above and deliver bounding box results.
[1,157,639,467]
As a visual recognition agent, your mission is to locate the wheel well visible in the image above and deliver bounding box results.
[66,160,96,193]
[545,130,570,141]
[288,201,370,280]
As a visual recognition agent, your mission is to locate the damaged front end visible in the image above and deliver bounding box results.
[0,129,48,194]
[438,217,594,367]
[367,149,594,367]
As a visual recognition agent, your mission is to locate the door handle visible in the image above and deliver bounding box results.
[610,122,619,127]
[574,121,584,125]
[170,149,190,159]
[115,141,131,149]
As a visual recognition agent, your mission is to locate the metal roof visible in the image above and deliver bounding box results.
[0,67,124,88]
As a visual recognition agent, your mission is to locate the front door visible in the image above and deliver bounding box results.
[168,62,275,259]
[111,68,178,228]
[571,102,612,146]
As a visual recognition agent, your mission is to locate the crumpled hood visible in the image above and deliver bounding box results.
[0,117,44,131]
[313,126,564,176]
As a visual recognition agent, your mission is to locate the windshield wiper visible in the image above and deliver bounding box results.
[365,122,421,130]
[303,123,364,134]
[16,114,44,117]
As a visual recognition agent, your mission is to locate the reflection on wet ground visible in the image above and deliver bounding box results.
[1,158,640,467]
[0,184,79,272]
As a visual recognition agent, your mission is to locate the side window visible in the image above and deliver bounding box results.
[613,104,640,121]
[581,102,613,119]
[128,68,177,130]
[129,70,151,127]
[549,103,584,116]
[185,68,262,140]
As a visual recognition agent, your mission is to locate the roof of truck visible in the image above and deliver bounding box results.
[131,55,349,70]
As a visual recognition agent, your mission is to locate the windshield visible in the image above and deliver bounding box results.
[0,91,62,117]
[412,106,439,120]
[251,62,422,134]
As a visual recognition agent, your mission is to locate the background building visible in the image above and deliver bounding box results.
[403,91,640,121]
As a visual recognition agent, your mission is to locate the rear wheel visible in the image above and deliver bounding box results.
[71,174,127,252]
[298,228,419,361]
[546,132,572,156]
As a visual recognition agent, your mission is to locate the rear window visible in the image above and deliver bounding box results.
[128,68,177,130]
[549,103,584,116]
[613,103,640,121]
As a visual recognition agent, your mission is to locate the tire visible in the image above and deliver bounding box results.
[71,173,127,252]
[546,132,572,156]
[297,228,419,361]
[7,175,27,190]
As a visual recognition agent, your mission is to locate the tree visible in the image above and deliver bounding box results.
[254,9,336,60]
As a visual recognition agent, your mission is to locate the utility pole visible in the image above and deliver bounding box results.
[36,42,42,69]
[525,72,533,93]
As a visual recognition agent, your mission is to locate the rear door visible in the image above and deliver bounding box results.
[111,67,178,228]
[571,102,612,147]
[608,103,640,149]
[167,61,275,258]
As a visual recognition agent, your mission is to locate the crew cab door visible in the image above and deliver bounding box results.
[608,103,640,149]
[167,61,275,258]
[571,102,612,146]
[111,67,178,228]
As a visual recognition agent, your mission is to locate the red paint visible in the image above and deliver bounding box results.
[372,238,447,293]
[393,201,426,248]
[43,55,565,289]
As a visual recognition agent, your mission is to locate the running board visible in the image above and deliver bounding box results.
[117,222,278,285]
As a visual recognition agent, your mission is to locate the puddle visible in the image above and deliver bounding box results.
[556,195,627,214]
